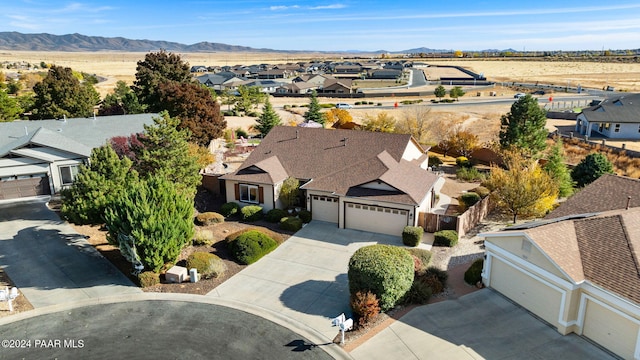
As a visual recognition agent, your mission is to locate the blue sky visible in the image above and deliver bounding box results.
[3,1,640,52]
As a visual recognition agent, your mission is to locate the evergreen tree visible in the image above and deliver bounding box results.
[104,175,194,273]
[571,152,614,187]
[99,80,146,115]
[61,144,137,225]
[499,94,548,155]
[434,85,446,101]
[0,89,23,121]
[255,97,281,136]
[136,112,202,199]
[543,139,574,197]
[303,90,324,125]
[449,86,465,101]
[31,65,99,119]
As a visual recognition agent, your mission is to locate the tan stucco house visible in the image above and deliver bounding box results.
[221,126,441,236]
[481,175,640,359]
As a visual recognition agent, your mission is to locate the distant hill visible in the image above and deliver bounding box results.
[0,32,274,52]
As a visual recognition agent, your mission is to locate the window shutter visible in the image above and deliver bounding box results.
[258,186,264,204]
[234,183,240,200]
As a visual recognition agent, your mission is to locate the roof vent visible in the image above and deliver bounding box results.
[342,137,348,146]
[627,196,632,210]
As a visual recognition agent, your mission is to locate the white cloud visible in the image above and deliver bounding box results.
[309,4,346,10]
[270,5,300,11]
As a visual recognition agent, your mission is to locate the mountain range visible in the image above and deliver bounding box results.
[0,31,456,54]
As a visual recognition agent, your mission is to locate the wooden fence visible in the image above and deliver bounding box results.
[419,195,493,237]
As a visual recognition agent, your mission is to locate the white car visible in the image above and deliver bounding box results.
[335,103,353,109]
[514,93,526,99]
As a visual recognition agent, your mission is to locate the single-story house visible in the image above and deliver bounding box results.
[320,78,353,94]
[575,93,640,139]
[221,126,440,236]
[367,69,403,79]
[0,114,155,200]
[481,175,640,359]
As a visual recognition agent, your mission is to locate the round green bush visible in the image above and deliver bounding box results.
[434,230,458,247]
[220,202,241,217]
[279,216,302,232]
[186,252,226,279]
[348,244,414,311]
[464,258,484,285]
[228,230,277,265]
[460,192,481,209]
[403,279,433,305]
[265,208,288,223]
[428,155,443,167]
[297,209,312,223]
[195,212,225,225]
[138,271,160,288]
[241,205,263,222]
[402,226,423,247]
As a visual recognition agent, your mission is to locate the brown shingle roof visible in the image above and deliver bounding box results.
[546,174,640,219]
[221,127,435,205]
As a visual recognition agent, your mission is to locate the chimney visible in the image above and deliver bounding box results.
[343,137,348,146]
[627,196,632,210]
[63,114,66,122]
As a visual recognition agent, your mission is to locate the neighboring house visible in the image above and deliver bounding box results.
[275,81,318,94]
[368,69,402,79]
[575,93,640,139]
[320,78,353,94]
[221,127,440,236]
[190,65,208,73]
[0,114,155,200]
[241,80,285,94]
[196,72,246,91]
[481,175,640,360]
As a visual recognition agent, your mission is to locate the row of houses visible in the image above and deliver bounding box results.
[196,72,356,95]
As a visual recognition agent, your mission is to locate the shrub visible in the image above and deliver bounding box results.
[348,244,414,311]
[403,279,433,305]
[192,229,215,246]
[456,156,471,167]
[279,216,303,232]
[418,266,449,294]
[402,226,423,247]
[405,248,432,272]
[265,208,288,223]
[350,291,381,327]
[459,192,481,209]
[464,258,484,285]
[298,209,312,223]
[186,252,226,279]
[434,230,458,247]
[228,230,278,264]
[428,155,443,167]
[195,212,225,225]
[377,103,382,106]
[220,202,241,217]
[470,186,490,198]
[235,128,248,138]
[138,271,160,287]
[225,227,285,245]
[241,205,263,222]
[456,166,485,182]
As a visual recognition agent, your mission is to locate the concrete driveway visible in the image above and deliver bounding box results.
[351,289,615,360]
[208,221,421,342]
[0,199,140,308]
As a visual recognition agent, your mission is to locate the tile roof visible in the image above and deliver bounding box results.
[222,127,436,205]
[580,93,640,124]
[546,174,640,218]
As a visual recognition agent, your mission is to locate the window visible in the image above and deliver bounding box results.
[239,184,259,203]
[614,123,621,133]
[638,124,640,133]
[59,165,79,185]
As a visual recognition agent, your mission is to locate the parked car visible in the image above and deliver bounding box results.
[532,90,546,95]
[335,103,353,109]
[514,93,526,99]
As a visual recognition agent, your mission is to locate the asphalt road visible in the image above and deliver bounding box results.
[0,300,335,360]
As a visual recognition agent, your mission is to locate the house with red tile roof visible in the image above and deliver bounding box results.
[481,175,640,359]
[221,126,440,236]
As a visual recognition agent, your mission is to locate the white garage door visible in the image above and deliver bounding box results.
[311,195,339,223]
[489,257,563,327]
[345,203,408,236]
[582,299,639,360]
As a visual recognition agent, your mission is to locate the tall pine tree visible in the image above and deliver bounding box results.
[543,139,574,197]
[255,97,282,136]
[499,94,548,155]
[303,90,324,125]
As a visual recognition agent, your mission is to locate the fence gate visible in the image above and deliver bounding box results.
[420,213,458,233]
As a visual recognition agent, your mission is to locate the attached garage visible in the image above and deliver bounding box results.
[311,195,339,223]
[344,202,408,236]
[582,298,640,360]
[0,174,51,200]
[489,257,564,327]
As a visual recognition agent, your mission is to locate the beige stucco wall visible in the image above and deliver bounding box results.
[224,179,275,211]
[488,236,566,279]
